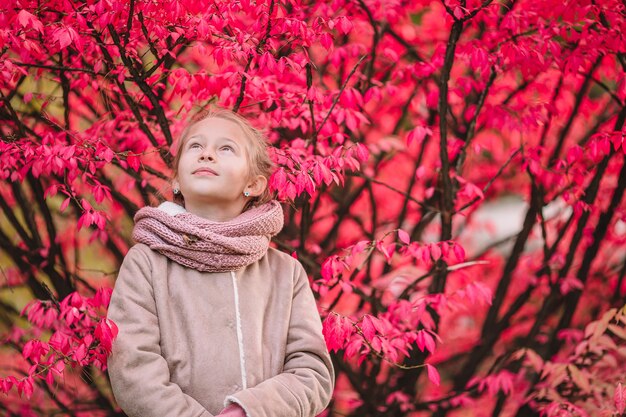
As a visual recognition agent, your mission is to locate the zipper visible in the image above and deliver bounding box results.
[230,271,247,390]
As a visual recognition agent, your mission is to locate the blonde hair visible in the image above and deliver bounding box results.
[170,109,275,211]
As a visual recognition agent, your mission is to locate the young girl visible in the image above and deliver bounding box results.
[107,109,335,417]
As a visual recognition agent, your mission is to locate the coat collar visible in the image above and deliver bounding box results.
[157,201,187,216]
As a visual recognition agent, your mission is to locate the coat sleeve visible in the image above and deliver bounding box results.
[224,261,335,417]
[107,245,214,417]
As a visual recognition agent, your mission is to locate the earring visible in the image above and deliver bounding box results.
[173,188,180,195]
[244,191,250,197]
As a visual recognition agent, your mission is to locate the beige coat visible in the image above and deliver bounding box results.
[107,243,334,417]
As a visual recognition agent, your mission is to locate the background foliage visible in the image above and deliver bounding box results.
[1,0,626,416]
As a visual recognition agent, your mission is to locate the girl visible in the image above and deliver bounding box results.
[107,109,335,417]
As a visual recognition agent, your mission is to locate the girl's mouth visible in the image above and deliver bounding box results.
[193,168,218,176]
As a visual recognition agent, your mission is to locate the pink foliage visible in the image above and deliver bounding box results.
[1,0,626,415]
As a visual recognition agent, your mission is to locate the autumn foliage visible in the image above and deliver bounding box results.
[1,0,626,416]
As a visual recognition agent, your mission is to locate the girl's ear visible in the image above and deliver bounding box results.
[246,175,268,198]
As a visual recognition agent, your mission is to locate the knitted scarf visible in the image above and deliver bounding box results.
[131,200,284,272]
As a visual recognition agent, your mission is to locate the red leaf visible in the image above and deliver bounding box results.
[320,33,333,50]
[375,240,396,263]
[45,371,54,385]
[127,154,140,172]
[94,319,117,351]
[17,10,43,33]
[440,241,450,257]
[430,243,441,260]
[320,257,336,282]
[17,377,34,398]
[426,364,440,386]
[73,343,86,363]
[60,197,70,212]
[398,229,410,245]
[407,126,429,146]
[53,26,77,50]
[361,315,376,341]
[0,377,14,394]
[385,243,396,260]
[355,143,369,162]
[22,340,34,360]
[351,240,369,255]
[337,16,353,34]
[322,314,350,352]
[80,198,92,211]
[453,243,465,261]
[271,168,287,191]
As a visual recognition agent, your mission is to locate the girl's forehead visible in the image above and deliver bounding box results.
[187,117,246,141]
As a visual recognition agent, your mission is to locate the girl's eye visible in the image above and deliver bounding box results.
[220,145,234,152]
[189,143,201,149]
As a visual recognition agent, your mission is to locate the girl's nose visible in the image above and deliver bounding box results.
[199,148,215,161]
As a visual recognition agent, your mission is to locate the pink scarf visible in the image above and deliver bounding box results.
[131,201,284,272]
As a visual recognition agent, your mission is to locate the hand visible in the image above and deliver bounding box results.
[217,403,246,417]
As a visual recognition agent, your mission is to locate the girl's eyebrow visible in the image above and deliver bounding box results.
[219,137,240,147]
[185,135,201,143]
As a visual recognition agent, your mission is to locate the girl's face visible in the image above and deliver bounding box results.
[172,117,265,221]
